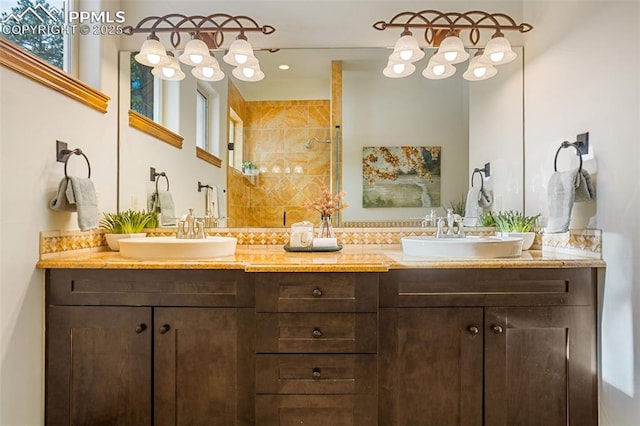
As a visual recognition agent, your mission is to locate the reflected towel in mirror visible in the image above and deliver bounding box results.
[149,190,177,226]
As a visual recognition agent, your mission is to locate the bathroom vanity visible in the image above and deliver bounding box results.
[40,247,602,425]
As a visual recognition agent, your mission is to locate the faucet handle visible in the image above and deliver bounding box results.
[195,220,206,239]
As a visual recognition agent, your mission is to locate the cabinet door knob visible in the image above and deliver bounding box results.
[312,328,323,338]
[312,288,323,298]
[490,324,504,334]
[312,368,321,379]
[159,324,171,334]
[135,323,147,333]
[468,325,479,335]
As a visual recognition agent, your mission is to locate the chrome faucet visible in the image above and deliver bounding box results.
[177,209,206,239]
[435,208,465,238]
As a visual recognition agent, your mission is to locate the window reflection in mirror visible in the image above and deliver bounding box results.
[129,54,157,120]
[196,89,208,151]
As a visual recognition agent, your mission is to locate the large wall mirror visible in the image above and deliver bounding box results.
[118,47,524,228]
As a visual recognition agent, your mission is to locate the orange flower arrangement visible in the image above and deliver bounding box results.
[304,186,348,218]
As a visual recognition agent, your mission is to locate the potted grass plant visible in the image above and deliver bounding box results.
[100,209,156,251]
[489,210,541,250]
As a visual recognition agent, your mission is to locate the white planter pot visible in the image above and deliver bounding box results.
[496,231,535,250]
[105,233,147,251]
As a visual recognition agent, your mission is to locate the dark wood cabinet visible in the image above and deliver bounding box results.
[45,267,597,425]
[45,269,255,426]
[378,268,597,426]
[379,307,483,426]
[483,306,596,426]
[46,306,152,426]
[254,272,378,426]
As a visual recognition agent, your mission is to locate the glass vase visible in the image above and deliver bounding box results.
[319,215,333,238]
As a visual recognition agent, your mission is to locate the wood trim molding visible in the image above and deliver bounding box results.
[0,38,110,113]
[128,110,184,149]
[196,147,222,167]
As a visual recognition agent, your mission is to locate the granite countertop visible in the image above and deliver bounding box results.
[36,245,606,272]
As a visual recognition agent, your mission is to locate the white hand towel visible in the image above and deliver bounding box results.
[157,190,176,226]
[49,177,98,231]
[547,168,595,233]
[209,186,219,219]
[463,186,482,226]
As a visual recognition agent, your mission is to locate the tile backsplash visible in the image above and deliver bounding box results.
[40,227,602,259]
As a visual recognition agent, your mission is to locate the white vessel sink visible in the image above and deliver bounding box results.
[401,236,523,259]
[119,236,237,260]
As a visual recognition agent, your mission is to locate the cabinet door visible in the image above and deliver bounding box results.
[154,307,255,426]
[379,308,483,426]
[46,306,152,426]
[484,306,596,426]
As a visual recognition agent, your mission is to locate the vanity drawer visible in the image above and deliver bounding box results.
[255,313,377,353]
[256,354,376,395]
[380,268,595,307]
[255,394,377,425]
[46,269,254,307]
[255,272,377,313]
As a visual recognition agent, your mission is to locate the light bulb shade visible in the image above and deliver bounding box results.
[480,36,517,65]
[434,35,470,64]
[151,54,185,81]
[422,57,456,80]
[192,58,225,81]
[382,59,416,78]
[223,37,258,66]
[135,37,170,67]
[389,34,425,63]
[179,38,214,66]
[232,64,264,82]
[463,55,497,81]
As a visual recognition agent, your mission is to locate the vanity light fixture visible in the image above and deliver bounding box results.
[422,54,456,80]
[373,10,532,81]
[383,59,416,78]
[462,50,498,81]
[123,13,275,82]
[192,57,225,82]
[389,29,425,63]
[151,52,185,81]
[134,33,170,67]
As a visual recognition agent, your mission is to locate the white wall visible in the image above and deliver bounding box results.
[341,58,469,221]
[523,1,640,425]
[0,39,119,426]
[469,47,524,212]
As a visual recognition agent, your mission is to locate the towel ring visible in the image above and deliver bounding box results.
[154,172,169,193]
[63,148,91,179]
[554,141,583,172]
[198,181,213,192]
[471,169,484,192]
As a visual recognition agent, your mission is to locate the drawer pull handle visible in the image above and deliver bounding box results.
[467,325,479,335]
[159,324,171,334]
[312,328,323,338]
[312,368,321,379]
[135,323,147,334]
[490,324,504,334]
[312,288,323,298]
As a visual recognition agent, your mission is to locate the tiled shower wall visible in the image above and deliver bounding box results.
[229,99,332,227]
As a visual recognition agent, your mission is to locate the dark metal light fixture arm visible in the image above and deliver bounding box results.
[122,13,275,49]
[373,10,532,46]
